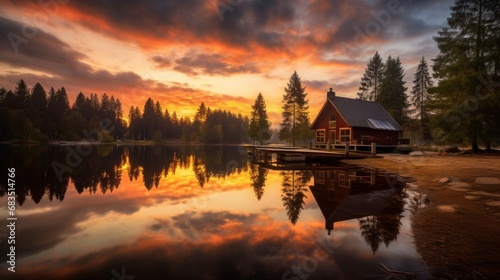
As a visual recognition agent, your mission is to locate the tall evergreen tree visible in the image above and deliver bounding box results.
[28,82,47,131]
[164,109,172,139]
[432,0,500,151]
[358,52,385,101]
[280,170,311,225]
[89,93,100,115]
[153,101,164,140]
[46,87,69,139]
[1,90,16,109]
[16,79,30,107]
[249,93,271,144]
[99,93,112,120]
[194,102,207,123]
[128,106,141,140]
[110,96,126,140]
[249,163,267,200]
[142,98,156,140]
[73,92,87,114]
[171,111,180,138]
[192,102,208,141]
[279,71,312,146]
[410,57,434,142]
[379,56,408,125]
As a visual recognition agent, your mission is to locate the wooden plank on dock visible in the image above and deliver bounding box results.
[250,146,372,161]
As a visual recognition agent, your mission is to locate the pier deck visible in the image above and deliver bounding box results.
[246,145,376,164]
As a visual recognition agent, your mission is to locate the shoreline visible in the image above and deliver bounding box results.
[0,140,249,146]
[342,153,500,279]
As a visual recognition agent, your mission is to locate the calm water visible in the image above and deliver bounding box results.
[0,144,430,280]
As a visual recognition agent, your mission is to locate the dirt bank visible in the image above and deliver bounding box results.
[343,153,500,279]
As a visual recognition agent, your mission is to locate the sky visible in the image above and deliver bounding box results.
[0,0,454,126]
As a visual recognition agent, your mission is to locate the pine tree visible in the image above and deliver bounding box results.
[194,102,207,123]
[279,71,312,146]
[358,52,385,101]
[142,98,156,140]
[111,96,125,140]
[409,57,434,142]
[13,79,30,110]
[73,92,87,114]
[164,109,172,139]
[192,102,207,141]
[28,82,47,131]
[281,170,311,225]
[432,0,500,151]
[128,106,142,140]
[379,56,408,125]
[45,87,69,139]
[249,93,271,144]
[249,163,267,200]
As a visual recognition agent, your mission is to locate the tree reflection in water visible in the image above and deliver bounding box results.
[0,145,248,203]
[1,144,411,255]
[248,163,268,200]
[358,191,405,253]
[281,170,313,225]
[309,168,407,253]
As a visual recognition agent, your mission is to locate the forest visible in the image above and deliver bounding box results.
[1,1,499,149]
[0,80,249,144]
[0,143,405,254]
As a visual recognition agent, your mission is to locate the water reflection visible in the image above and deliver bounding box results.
[310,168,406,253]
[0,145,430,279]
[0,145,248,203]
[248,163,268,200]
[281,170,313,225]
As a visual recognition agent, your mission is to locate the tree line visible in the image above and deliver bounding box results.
[250,0,500,150]
[0,80,249,143]
[356,52,419,135]
[128,98,249,143]
[356,0,500,150]
[0,145,249,205]
[0,80,126,142]
[247,71,312,146]
[2,1,498,149]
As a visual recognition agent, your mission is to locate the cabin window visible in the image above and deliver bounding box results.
[316,129,325,143]
[315,171,325,184]
[329,111,336,128]
[340,128,351,143]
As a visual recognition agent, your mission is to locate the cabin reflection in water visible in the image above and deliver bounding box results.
[310,167,406,252]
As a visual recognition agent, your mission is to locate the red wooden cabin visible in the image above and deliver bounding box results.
[310,88,403,149]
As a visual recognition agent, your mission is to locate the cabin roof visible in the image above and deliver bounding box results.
[311,96,403,131]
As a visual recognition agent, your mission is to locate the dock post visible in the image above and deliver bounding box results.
[345,143,349,157]
[371,143,376,156]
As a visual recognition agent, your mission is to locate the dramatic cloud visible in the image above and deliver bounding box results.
[173,51,259,76]
[0,15,254,118]
[0,0,455,124]
[0,16,143,93]
[151,55,172,68]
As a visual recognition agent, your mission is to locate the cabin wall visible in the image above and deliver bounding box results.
[312,101,400,146]
[352,127,399,146]
[312,103,331,144]
[312,102,350,145]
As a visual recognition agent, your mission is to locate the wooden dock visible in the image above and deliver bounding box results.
[246,145,376,164]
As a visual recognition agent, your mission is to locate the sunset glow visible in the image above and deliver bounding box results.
[0,0,454,125]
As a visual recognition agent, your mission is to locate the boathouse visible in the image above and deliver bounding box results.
[310,88,403,150]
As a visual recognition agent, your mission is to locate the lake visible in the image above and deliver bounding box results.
[0,144,430,279]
